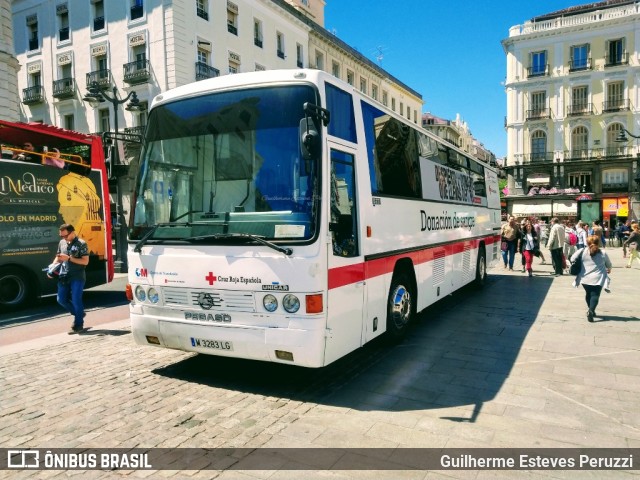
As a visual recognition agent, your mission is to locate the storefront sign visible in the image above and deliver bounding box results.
[576,194,592,201]
[129,32,146,47]
[27,63,41,74]
[91,44,107,56]
[57,52,72,66]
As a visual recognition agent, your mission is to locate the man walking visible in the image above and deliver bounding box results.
[52,224,89,333]
[546,217,566,275]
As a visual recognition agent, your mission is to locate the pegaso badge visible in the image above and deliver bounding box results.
[197,292,215,310]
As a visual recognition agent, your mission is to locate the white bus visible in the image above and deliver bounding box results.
[127,69,501,368]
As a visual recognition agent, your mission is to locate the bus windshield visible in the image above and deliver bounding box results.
[130,85,320,244]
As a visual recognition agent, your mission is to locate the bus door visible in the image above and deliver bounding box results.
[325,146,365,365]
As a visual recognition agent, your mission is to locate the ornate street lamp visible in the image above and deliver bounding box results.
[615,127,640,221]
[83,83,143,273]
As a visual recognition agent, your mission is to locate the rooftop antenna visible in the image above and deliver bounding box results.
[372,45,388,66]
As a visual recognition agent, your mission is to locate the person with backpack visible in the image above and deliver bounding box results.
[576,221,588,250]
[571,235,611,322]
[564,221,578,261]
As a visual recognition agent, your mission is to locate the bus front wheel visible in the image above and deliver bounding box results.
[0,267,31,310]
[386,272,414,341]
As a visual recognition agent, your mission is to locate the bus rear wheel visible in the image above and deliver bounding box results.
[386,272,414,341]
[0,267,31,310]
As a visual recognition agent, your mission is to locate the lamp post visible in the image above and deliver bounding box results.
[83,83,142,273]
[615,128,640,222]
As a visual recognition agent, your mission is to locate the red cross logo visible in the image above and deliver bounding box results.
[205,272,217,285]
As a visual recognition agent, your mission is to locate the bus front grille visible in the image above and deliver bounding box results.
[162,287,255,312]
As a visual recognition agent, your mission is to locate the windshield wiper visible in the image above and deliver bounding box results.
[185,233,293,256]
[133,222,194,252]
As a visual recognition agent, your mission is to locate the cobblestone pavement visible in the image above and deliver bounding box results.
[1,247,639,479]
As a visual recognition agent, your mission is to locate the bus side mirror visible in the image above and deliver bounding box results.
[300,117,319,161]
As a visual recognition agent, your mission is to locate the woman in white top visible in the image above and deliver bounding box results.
[571,235,611,322]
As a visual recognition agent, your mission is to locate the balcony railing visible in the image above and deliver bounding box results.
[22,85,44,105]
[93,16,105,31]
[526,64,549,78]
[567,103,593,117]
[227,23,238,35]
[197,8,208,20]
[195,62,219,81]
[605,52,629,67]
[123,60,151,85]
[602,99,630,112]
[522,152,553,164]
[563,147,630,161]
[59,27,69,42]
[526,108,551,120]
[254,38,263,48]
[86,69,112,89]
[568,58,591,72]
[277,50,285,59]
[52,78,75,99]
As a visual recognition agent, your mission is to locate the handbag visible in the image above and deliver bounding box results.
[569,248,584,276]
[501,241,508,252]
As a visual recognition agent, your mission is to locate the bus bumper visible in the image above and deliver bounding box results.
[130,311,327,368]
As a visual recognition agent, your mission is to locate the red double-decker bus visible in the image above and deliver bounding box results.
[0,120,113,310]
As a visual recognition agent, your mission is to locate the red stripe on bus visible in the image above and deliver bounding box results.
[328,235,500,290]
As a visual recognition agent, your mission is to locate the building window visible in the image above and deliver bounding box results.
[360,78,367,94]
[315,50,323,70]
[197,49,209,65]
[603,169,628,186]
[571,126,588,158]
[606,123,625,156]
[528,50,547,77]
[346,70,354,86]
[229,53,240,74]
[606,38,626,66]
[253,19,263,48]
[276,32,285,59]
[371,84,378,101]
[569,44,590,71]
[382,91,388,107]
[227,2,238,35]
[531,130,547,161]
[63,114,74,131]
[27,16,39,51]
[605,81,625,111]
[99,108,110,133]
[57,6,70,43]
[255,63,265,71]
[399,102,404,116]
[93,0,105,32]
[196,0,208,20]
[296,44,303,68]
[391,98,396,112]
[570,85,589,115]
[528,91,547,119]
[131,0,144,21]
[568,172,591,190]
[331,61,340,78]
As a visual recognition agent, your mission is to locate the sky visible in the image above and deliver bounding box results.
[324,1,583,159]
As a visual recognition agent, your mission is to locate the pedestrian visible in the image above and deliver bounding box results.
[12,142,39,164]
[532,218,547,264]
[501,215,520,271]
[564,221,577,261]
[546,217,566,275]
[44,147,65,168]
[576,221,588,250]
[519,220,539,277]
[51,224,89,333]
[571,235,611,322]
[623,223,640,268]
[621,220,633,258]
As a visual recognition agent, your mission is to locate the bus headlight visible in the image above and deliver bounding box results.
[135,285,146,302]
[282,294,300,313]
[148,288,159,304]
[263,294,278,312]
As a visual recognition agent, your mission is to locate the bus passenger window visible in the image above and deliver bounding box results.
[330,150,358,257]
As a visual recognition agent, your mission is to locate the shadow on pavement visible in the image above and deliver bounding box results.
[594,315,640,323]
[79,329,131,337]
[153,273,553,420]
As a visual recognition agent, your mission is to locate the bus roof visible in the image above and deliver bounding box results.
[0,120,98,148]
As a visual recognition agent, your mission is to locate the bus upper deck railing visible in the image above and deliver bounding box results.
[2,144,88,168]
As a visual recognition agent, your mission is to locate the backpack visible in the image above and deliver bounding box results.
[568,232,577,246]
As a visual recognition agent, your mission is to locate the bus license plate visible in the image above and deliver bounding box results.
[190,338,233,351]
